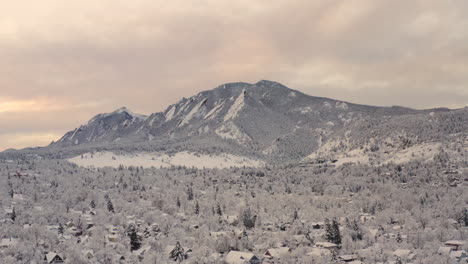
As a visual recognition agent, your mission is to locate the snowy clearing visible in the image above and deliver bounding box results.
[68,151,264,169]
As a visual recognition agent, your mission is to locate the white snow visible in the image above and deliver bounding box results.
[204,100,225,120]
[215,122,251,145]
[384,142,441,164]
[165,105,176,121]
[69,151,264,169]
[336,102,349,110]
[115,107,147,120]
[289,92,296,97]
[297,106,313,114]
[177,99,192,115]
[179,98,207,127]
[224,90,245,121]
[68,128,78,140]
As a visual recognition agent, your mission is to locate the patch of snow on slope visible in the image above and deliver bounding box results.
[69,151,264,169]
[165,105,176,121]
[384,142,441,164]
[336,102,349,110]
[179,98,207,127]
[176,99,192,116]
[215,122,251,144]
[204,100,225,120]
[297,106,313,114]
[224,90,245,121]
[115,107,148,120]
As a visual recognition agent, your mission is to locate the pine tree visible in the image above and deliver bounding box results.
[332,219,341,245]
[293,209,299,221]
[10,207,16,222]
[325,218,342,246]
[216,203,222,216]
[169,241,186,262]
[396,232,403,243]
[90,200,96,209]
[242,207,257,229]
[107,199,115,213]
[128,225,142,251]
[194,201,200,215]
[58,223,64,235]
[186,186,194,201]
[176,197,181,208]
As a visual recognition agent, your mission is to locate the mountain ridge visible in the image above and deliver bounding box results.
[4,80,467,165]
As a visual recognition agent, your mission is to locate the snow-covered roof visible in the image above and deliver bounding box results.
[263,247,290,258]
[450,250,467,259]
[438,246,452,255]
[445,240,465,246]
[315,241,338,249]
[225,251,258,264]
[339,254,358,261]
[306,247,331,257]
[0,238,18,248]
[44,252,62,263]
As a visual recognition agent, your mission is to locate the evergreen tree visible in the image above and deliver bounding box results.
[90,200,96,209]
[169,241,187,263]
[216,203,222,216]
[128,225,142,251]
[58,223,64,235]
[347,218,363,241]
[186,186,194,201]
[107,199,115,213]
[194,200,200,215]
[293,209,299,221]
[176,197,181,208]
[325,218,342,245]
[10,207,16,222]
[242,207,257,229]
[396,232,403,243]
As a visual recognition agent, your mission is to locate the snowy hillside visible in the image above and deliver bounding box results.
[40,80,468,165]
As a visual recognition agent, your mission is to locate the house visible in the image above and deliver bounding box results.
[311,222,324,229]
[4,207,14,218]
[450,250,467,260]
[359,213,375,223]
[315,242,339,250]
[0,238,18,248]
[82,250,94,259]
[445,240,465,251]
[220,215,239,225]
[262,222,275,231]
[291,234,311,247]
[43,252,64,264]
[437,246,452,256]
[263,247,290,259]
[339,254,359,262]
[210,231,228,238]
[306,247,330,257]
[13,193,24,201]
[225,251,261,264]
[108,234,119,243]
[393,249,415,261]
[134,245,151,261]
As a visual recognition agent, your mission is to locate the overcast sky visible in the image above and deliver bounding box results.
[1,0,467,150]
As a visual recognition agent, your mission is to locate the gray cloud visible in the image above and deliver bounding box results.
[0,0,467,150]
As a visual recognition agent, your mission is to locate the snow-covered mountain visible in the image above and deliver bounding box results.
[48,80,467,163]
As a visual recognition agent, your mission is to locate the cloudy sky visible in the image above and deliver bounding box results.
[1,0,467,150]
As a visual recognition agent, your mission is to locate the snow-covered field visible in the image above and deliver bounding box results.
[68,151,265,169]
